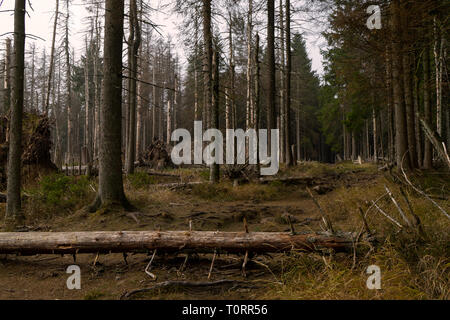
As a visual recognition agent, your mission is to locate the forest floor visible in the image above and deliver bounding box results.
[0,162,449,300]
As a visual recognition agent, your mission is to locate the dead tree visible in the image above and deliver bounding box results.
[0,231,355,255]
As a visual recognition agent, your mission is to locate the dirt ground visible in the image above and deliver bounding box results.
[0,163,448,300]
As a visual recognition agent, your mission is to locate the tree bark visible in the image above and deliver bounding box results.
[125,0,141,174]
[210,48,220,183]
[391,0,410,170]
[284,0,292,166]
[266,0,277,152]
[6,0,26,226]
[3,38,12,115]
[45,0,59,115]
[89,0,130,212]
[65,0,73,164]
[423,43,433,169]
[246,0,253,131]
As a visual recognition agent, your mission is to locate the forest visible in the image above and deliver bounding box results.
[0,0,448,301]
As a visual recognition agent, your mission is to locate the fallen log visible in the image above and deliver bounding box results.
[0,231,354,255]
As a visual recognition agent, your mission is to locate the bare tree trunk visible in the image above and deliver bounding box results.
[29,43,35,113]
[125,0,141,174]
[152,55,157,140]
[284,0,292,167]
[3,38,11,115]
[166,99,172,145]
[89,0,130,212]
[194,14,200,123]
[423,43,432,169]
[279,0,285,163]
[267,0,276,153]
[6,0,26,227]
[254,33,261,173]
[210,48,220,183]
[65,0,73,164]
[246,0,253,131]
[45,0,59,115]
[391,0,410,170]
[84,36,91,158]
[433,17,443,137]
[413,72,422,167]
[226,11,235,131]
[202,0,213,134]
[385,47,395,163]
[403,52,418,168]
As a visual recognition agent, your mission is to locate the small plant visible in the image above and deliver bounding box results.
[127,172,156,189]
[24,173,93,216]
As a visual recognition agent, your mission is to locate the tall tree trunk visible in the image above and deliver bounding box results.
[6,0,26,227]
[403,52,418,168]
[125,0,141,174]
[246,0,253,131]
[401,5,417,168]
[227,10,235,130]
[65,0,73,164]
[254,33,261,173]
[84,36,91,156]
[210,48,220,183]
[29,43,35,114]
[267,0,276,153]
[45,0,59,115]
[152,55,157,140]
[3,38,11,115]
[413,72,422,168]
[89,0,130,212]
[423,43,433,169]
[385,47,395,163]
[166,99,172,145]
[279,0,285,163]
[202,0,213,133]
[433,17,443,137]
[194,14,200,123]
[391,0,410,170]
[284,0,292,167]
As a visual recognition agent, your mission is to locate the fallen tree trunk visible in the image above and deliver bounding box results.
[0,231,354,255]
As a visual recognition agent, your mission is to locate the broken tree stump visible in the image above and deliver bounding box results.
[0,230,355,255]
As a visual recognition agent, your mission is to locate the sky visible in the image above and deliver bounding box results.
[0,0,326,76]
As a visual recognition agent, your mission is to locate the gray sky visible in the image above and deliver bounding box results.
[0,0,326,75]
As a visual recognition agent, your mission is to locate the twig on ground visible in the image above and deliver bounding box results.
[120,279,261,299]
[400,154,450,220]
[385,186,412,228]
[372,201,403,229]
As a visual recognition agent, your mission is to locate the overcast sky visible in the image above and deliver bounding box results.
[0,0,326,76]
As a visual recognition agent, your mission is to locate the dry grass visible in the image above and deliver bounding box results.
[1,162,448,300]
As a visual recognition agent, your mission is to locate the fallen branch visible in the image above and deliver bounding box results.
[121,279,260,299]
[384,186,412,228]
[371,201,403,229]
[400,154,450,220]
[0,230,355,255]
[306,187,335,234]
